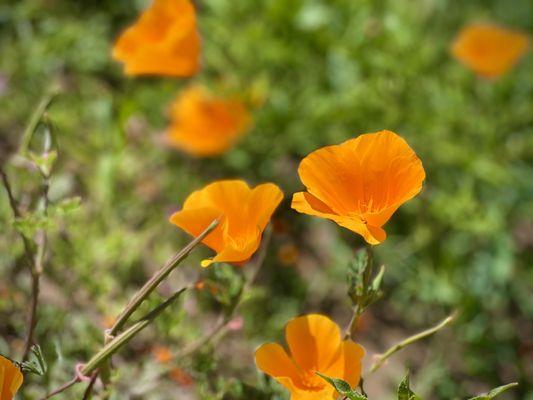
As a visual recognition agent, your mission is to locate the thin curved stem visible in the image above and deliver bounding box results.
[369,314,455,374]
[110,219,219,336]
[42,377,79,400]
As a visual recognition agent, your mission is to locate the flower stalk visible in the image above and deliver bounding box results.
[43,289,187,399]
[109,218,219,337]
[369,314,455,373]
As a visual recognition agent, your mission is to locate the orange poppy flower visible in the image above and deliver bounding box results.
[291,130,425,245]
[451,23,529,78]
[169,367,194,387]
[0,355,23,400]
[166,85,251,157]
[170,180,283,267]
[112,0,200,77]
[255,314,364,400]
[152,345,173,364]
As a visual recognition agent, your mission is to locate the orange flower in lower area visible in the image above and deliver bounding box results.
[112,0,200,77]
[170,180,283,267]
[166,85,251,157]
[0,355,23,400]
[292,130,425,245]
[451,23,529,78]
[169,367,194,387]
[152,345,173,364]
[255,314,364,400]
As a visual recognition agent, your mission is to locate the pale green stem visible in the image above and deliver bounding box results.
[42,289,186,400]
[109,219,219,336]
[19,92,56,154]
[83,289,185,375]
[369,314,455,374]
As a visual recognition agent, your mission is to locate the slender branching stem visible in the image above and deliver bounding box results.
[43,289,187,399]
[369,314,455,374]
[110,219,219,336]
[344,244,374,340]
[81,374,98,400]
[23,174,50,359]
[59,220,219,396]
[42,378,80,400]
[0,167,34,267]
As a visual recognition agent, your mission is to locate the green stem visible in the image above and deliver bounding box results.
[109,219,219,336]
[82,289,186,375]
[20,92,56,154]
[369,314,455,374]
[43,289,186,400]
[23,176,49,360]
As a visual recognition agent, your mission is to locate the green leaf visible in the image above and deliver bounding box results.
[13,213,51,238]
[468,383,518,399]
[28,150,57,177]
[398,373,421,400]
[347,248,369,301]
[50,196,82,216]
[315,372,367,400]
[19,345,47,375]
[371,264,385,292]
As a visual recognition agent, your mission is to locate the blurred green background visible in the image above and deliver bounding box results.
[0,0,532,399]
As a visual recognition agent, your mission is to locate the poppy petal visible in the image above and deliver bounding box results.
[293,193,385,244]
[285,314,342,371]
[293,130,425,244]
[255,343,301,384]
[0,356,23,400]
[112,0,200,77]
[201,229,261,267]
[169,207,223,252]
[247,183,284,231]
[451,24,529,78]
[166,86,251,157]
[291,192,337,217]
[323,340,364,389]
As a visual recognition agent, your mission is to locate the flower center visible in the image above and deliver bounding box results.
[299,370,326,391]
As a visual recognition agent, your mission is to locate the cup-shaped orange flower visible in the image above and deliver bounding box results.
[451,23,529,78]
[170,180,283,267]
[112,0,200,77]
[0,355,23,400]
[166,85,251,157]
[255,314,364,400]
[292,130,425,245]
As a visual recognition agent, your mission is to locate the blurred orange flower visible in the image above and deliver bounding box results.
[166,85,251,157]
[451,23,529,78]
[292,130,425,245]
[169,367,194,387]
[255,314,364,400]
[277,243,300,266]
[152,345,173,364]
[112,0,200,77]
[0,355,23,400]
[170,180,283,267]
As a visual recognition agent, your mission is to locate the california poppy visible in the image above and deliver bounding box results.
[0,355,23,400]
[292,130,425,245]
[170,180,283,267]
[152,345,173,364]
[451,23,529,78]
[255,314,364,400]
[112,0,200,77]
[166,85,251,157]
